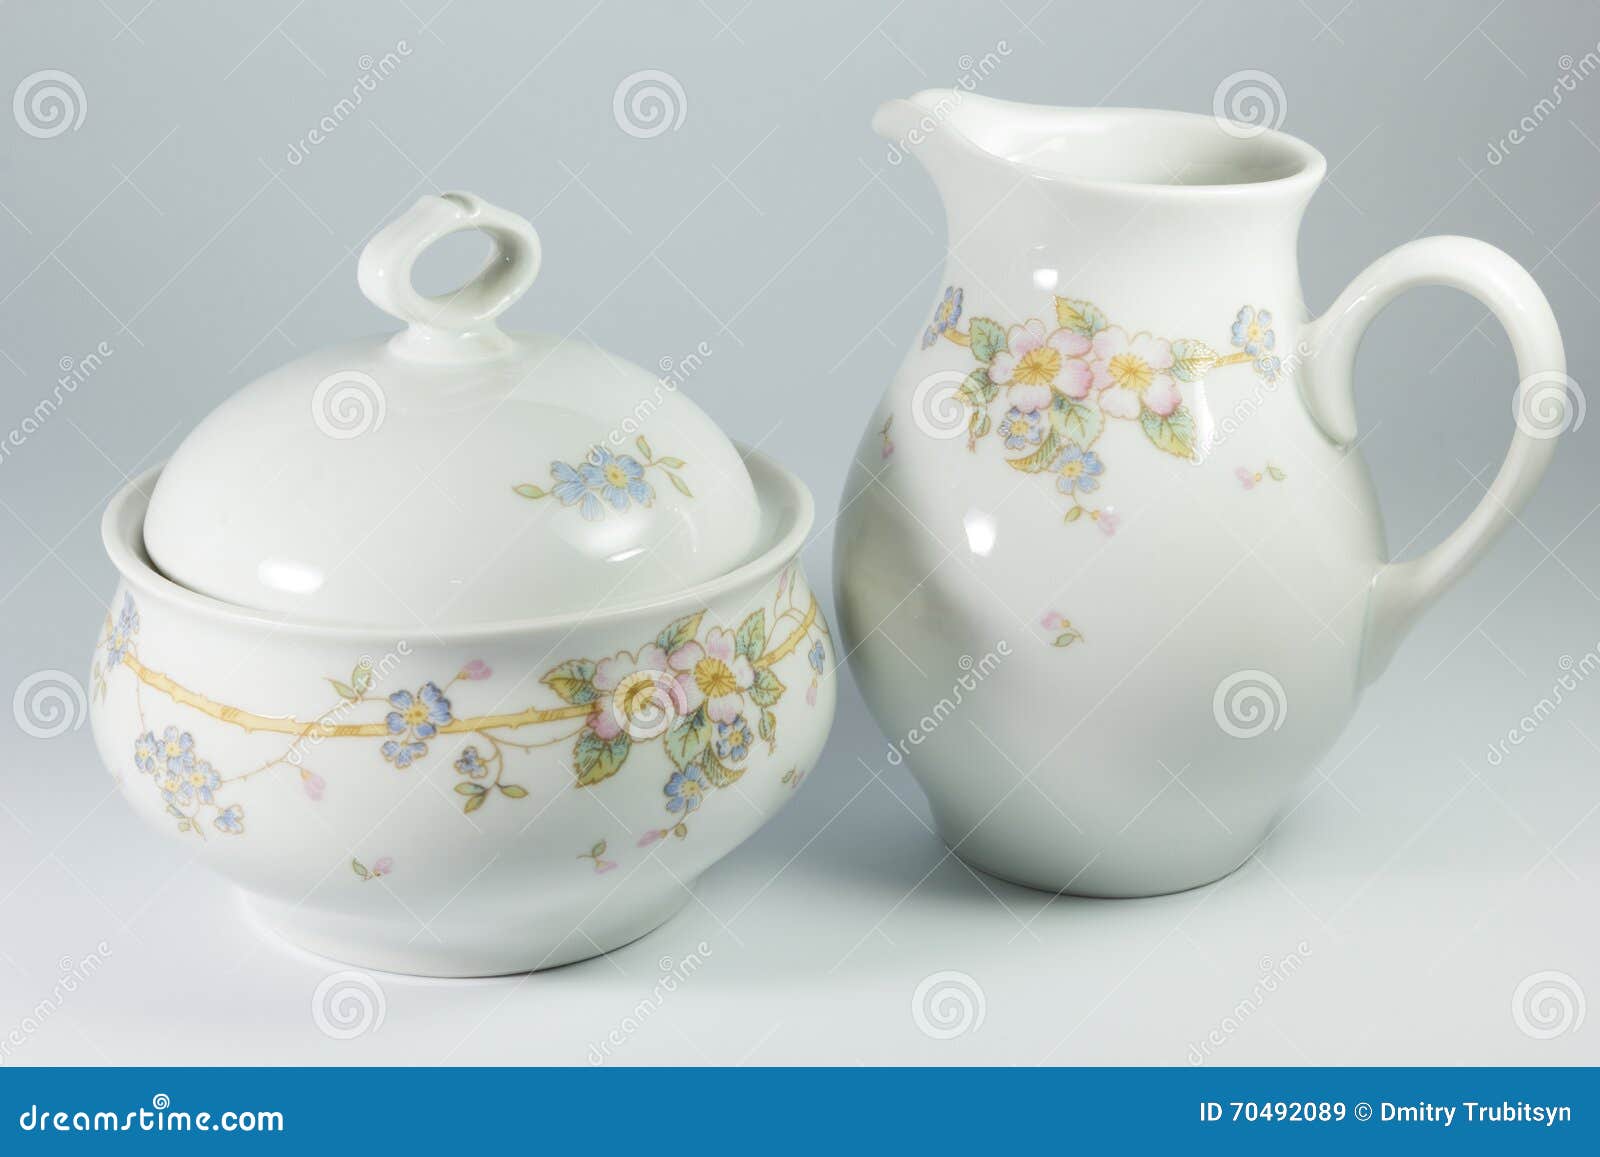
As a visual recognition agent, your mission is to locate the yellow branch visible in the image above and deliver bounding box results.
[119,596,821,737]
[943,329,971,347]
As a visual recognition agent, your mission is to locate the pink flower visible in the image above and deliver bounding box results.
[805,682,817,707]
[589,644,674,740]
[301,770,325,801]
[1041,611,1063,630]
[458,659,492,681]
[637,828,665,848]
[668,627,753,724]
[987,319,1092,412]
[596,858,618,874]
[1235,466,1256,489]
[1096,509,1121,537]
[372,857,393,876]
[1090,327,1180,418]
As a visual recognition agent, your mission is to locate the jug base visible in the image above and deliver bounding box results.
[239,882,693,977]
[948,842,1255,900]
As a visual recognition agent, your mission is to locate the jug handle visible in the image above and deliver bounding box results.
[1300,236,1566,684]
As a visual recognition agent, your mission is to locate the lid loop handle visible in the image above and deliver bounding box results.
[357,192,540,362]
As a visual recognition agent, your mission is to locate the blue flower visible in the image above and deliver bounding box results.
[185,759,221,805]
[997,406,1044,451]
[213,805,244,835]
[808,639,826,675]
[159,726,195,775]
[106,595,139,668]
[714,715,754,766]
[550,461,603,522]
[381,739,427,768]
[1254,355,1281,383]
[454,745,487,779]
[665,763,707,815]
[1055,445,1105,495]
[386,682,452,741]
[922,286,964,349]
[1230,306,1275,358]
[133,731,159,775]
[579,447,653,515]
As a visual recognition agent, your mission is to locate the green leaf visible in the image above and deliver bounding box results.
[352,859,370,879]
[667,472,694,498]
[499,784,529,798]
[735,610,767,661]
[1054,627,1084,647]
[573,728,632,787]
[513,483,547,500]
[1170,338,1219,383]
[635,435,653,460]
[351,661,373,695]
[542,658,598,705]
[656,611,705,654]
[664,708,712,770]
[1064,505,1083,523]
[1004,427,1060,474]
[968,317,1005,363]
[1266,464,1286,481]
[656,457,686,469]
[1138,406,1198,461]
[1053,396,1103,448]
[702,750,746,788]
[455,782,486,796]
[758,706,777,748]
[748,667,785,708]
[957,368,997,407]
[591,839,607,858]
[463,793,486,814]
[968,408,992,443]
[1054,297,1107,337]
[327,679,358,701]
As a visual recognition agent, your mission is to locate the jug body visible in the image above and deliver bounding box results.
[837,95,1562,895]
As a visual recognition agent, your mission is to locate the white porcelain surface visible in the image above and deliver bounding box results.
[836,93,1566,897]
[144,191,760,627]
[92,451,835,976]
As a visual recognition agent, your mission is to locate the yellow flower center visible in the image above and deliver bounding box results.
[1108,353,1153,393]
[694,658,738,700]
[604,463,629,488]
[188,769,206,786]
[1013,347,1061,387]
[681,779,703,800]
[1246,322,1264,344]
[164,740,181,758]
[403,702,430,726]
[1061,460,1084,479]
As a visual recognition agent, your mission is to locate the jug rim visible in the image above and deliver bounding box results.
[878,91,1327,201]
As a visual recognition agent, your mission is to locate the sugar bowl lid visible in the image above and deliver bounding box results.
[143,192,760,627]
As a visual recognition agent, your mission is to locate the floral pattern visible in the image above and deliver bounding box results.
[923,285,963,348]
[1236,463,1287,489]
[927,289,1281,526]
[577,839,617,874]
[96,574,830,840]
[515,435,692,521]
[352,856,393,882]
